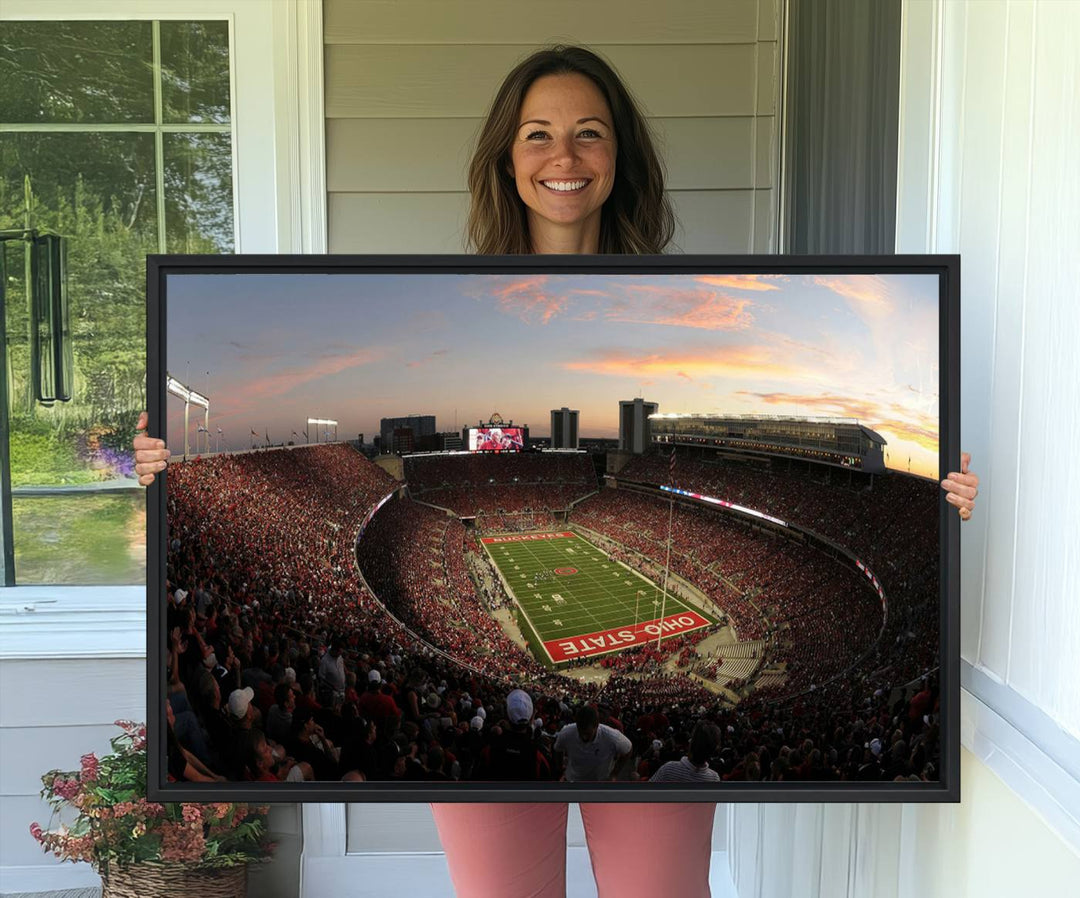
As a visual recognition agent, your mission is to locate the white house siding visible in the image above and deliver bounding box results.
[324,0,782,254]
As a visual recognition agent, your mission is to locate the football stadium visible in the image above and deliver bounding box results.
[165,413,940,785]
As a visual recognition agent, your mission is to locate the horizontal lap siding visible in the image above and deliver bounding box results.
[0,658,146,868]
[325,45,760,118]
[324,0,761,45]
[325,0,781,255]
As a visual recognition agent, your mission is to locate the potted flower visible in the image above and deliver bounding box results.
[30,720,274,897]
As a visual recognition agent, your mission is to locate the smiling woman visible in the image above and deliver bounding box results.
[509,73,617,252]
[466,45,674,255]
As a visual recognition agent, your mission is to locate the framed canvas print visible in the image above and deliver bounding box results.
[147,254,960,802]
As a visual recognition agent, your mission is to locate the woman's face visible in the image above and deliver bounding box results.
[509,73,616,241]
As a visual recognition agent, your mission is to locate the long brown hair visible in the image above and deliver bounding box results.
[466,46,675,255]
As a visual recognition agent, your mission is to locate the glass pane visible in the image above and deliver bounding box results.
[1,131,157,496]
[164,132,235,253]
[12,493,146,585]
[0,21,154,124]
[160,20,232,124]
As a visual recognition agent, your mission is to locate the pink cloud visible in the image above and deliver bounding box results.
[694,274,784,291]
[607,290,754,331]
[486,277,756,331]
[491,276,567,324]
[244,348,385,401]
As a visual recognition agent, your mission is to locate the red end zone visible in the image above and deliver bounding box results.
[481,531,574,544]
[544,611,710,662]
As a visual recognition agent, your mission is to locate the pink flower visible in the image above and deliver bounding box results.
[52,778,80,801]
[160,821,206,863]
[29,822,43,842]
[80,753,99,782]
[181,805,203,824]
[209,802,233,820]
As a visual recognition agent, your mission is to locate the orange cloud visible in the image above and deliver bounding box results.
[565,346,802,381]
[813,276,894,312]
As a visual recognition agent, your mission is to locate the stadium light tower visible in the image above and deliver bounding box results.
[167,375,210,461]
[307,417,337,444]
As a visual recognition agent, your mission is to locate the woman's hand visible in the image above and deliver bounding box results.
[133,410,170,486]
[941,452,979,521]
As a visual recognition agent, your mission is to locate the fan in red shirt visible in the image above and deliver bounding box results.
[358,669,401,737]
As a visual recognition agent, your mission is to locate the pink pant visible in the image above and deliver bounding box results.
[431,802,717,898]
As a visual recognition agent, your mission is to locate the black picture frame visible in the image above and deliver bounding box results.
[147,253,960,803]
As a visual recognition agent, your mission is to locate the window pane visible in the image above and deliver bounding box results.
[12,493,145,585]
[160,21,232,124]
[0,21,154,124]
[2,133,156,496]
[164,133,235,253]
[1,19,234,587]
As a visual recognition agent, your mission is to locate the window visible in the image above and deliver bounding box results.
[1,18,234,585]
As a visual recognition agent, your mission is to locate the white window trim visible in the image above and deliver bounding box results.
[962,663,1080,853]
[0,0,326,647]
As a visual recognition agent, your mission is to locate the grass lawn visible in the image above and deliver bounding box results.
[12,492,146,584]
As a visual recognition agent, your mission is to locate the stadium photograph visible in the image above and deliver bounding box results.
[155,264,945,794]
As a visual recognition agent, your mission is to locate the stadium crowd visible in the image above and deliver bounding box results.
[162,444,941,786]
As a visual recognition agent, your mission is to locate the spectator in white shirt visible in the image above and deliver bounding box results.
[650,722,722,783]
[554,705,632,782]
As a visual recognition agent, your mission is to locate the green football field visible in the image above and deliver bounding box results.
[480,530,716,665]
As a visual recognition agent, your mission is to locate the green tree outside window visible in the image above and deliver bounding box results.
[0,20,233,584]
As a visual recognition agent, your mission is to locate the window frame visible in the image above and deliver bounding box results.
[0,0,326,650]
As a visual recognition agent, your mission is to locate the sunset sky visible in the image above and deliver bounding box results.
[165,271,941,477]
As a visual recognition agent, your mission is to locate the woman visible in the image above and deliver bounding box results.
[135,44,979,898]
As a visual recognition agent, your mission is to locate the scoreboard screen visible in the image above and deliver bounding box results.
[468,427,525,452]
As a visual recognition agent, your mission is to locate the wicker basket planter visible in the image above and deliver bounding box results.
[101,863,247,898]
